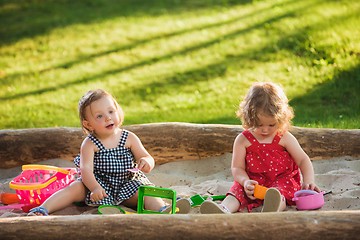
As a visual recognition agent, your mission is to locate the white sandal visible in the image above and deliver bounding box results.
[262,188,282,212]
[160,198,191,214]
[200,200,231,214]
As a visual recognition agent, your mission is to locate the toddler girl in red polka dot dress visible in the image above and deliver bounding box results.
[200,82,320,214]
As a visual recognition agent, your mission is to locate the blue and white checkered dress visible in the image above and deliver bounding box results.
[74,130,153,206]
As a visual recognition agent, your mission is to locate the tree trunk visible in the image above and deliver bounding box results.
[0,210,359,240]
[0,123,359,168]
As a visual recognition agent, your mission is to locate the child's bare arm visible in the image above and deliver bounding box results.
[79,138,108,201]
[126,131,154,173]
[231,134,258,199]
[281,132,320,192]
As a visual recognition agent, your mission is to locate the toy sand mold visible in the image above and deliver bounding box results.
[0,123,359,240]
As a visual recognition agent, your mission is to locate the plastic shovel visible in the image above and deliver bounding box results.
[189,194,226,207]
[0,203,37,212]
[0,203,27,210]
[126,168,140,173]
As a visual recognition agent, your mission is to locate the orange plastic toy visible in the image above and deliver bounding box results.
[0,193,20,205]
[254,184,268,199]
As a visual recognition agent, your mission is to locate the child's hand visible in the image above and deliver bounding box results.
[302,181,320,193]
[243,179,258,200]
[90,187,108,202]
[137,157,152,173]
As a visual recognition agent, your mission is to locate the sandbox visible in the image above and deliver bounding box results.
[0,123,359,239]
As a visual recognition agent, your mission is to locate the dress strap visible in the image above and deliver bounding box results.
[87,134,106,150]
[118,129,129,147]
[272,134,282,144]
[242,130,258,144]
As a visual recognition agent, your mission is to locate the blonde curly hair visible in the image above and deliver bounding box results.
[237,82,294,134]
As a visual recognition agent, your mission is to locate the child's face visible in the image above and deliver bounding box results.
[253,114,278,139]
[83,96,120,136]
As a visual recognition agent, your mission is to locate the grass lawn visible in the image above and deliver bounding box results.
[0,0,359,129]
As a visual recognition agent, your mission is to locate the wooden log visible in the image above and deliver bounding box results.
[0,210,359,240]
[0,127,84,169]
[0,123,359,168]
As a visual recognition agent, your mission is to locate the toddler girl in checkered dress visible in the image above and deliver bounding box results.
[29,89,190,215]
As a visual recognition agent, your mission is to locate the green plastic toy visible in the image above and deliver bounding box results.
[189,194,226,207]
[137,185,177,214]
[98,205,137,214]
[98,205,126,214]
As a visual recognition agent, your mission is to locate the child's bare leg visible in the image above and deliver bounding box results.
[221,195,241,213]
[39,181,87,214]
[144,196,166,212]
[122,190,139,209]
[200,195,240,214]
[122,190,165,212]
[279,196,286,211]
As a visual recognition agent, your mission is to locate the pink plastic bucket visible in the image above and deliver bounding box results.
[292,190,325,210]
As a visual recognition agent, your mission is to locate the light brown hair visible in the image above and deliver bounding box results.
[78,89,124,134]
[237,82,294,134]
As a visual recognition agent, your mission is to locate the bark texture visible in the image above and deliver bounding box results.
[0,123,359,168]
[0,211,359,240]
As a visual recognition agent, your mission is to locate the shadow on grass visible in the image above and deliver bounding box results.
[290,63,360,127]
[0,0,298,85]
[1,0,317,101]
[199,64,360,126]
[0,0,254,47]
[1,0,357,128]
[3,0,358,128]
[117,62,228,102]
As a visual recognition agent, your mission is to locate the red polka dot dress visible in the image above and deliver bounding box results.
[228,130,301,212]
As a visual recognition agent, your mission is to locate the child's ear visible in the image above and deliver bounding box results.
[83,120,93,131]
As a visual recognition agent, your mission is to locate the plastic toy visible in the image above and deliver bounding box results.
[98,204,178,215]
[189,194,226,207]
[137,185,176,214]
[98,205,135,214]
[0,193,20,205]
[9,164,77,212]
[292,190,325,210]
[189,194,204,207]
[254,184,268,199]
[0,203,27,210]
[126,168,140,173]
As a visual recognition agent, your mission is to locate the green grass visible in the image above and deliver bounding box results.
[0,0,359,129]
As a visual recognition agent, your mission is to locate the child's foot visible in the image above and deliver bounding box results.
[262,188,282,212]
[161,198,191,214]
[200,200,231,214]
[28,206,49,216]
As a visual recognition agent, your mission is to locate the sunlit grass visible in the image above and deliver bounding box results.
[0,0,359,129]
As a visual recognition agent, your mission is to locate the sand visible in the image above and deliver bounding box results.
[1,154,359,217]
